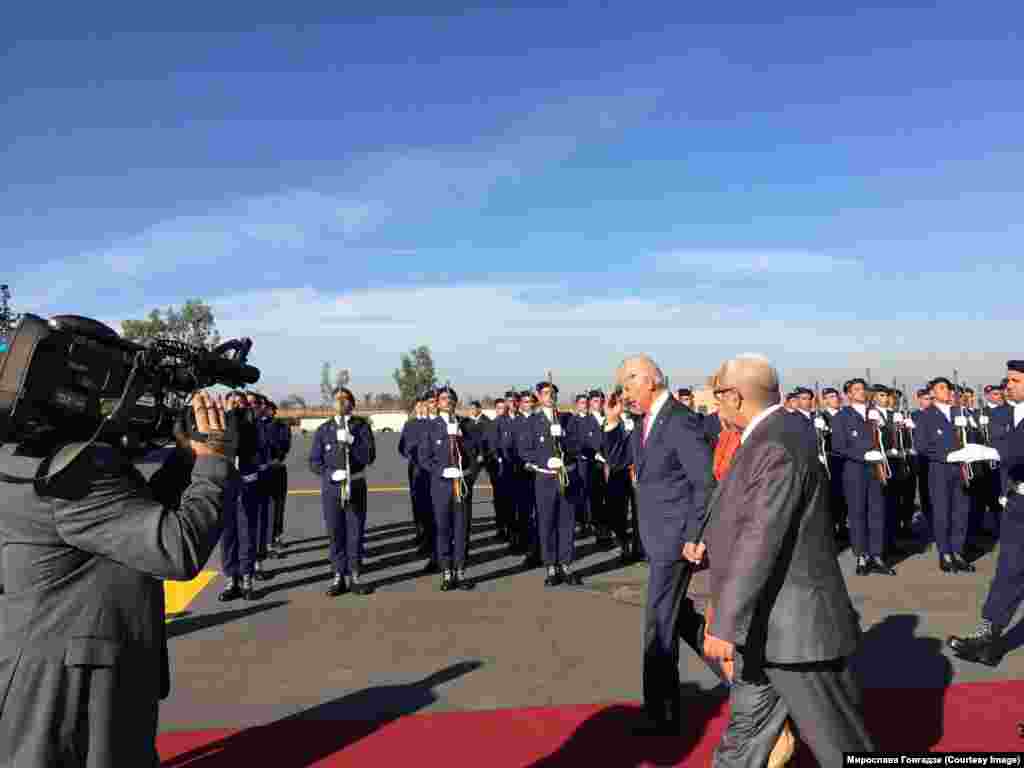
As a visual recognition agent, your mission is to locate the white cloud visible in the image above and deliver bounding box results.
[655,249,863,276]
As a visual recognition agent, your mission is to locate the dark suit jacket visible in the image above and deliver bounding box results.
[705,407,860,664]
[603,397,713,562]
[0,446,228,764]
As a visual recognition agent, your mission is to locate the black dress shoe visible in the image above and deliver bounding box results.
[544,568,562,587]
[869,556,895,575]
[219,578,243,602]
[940,554,957,573]
[948,623,1002,666]
[326,574,348,597]
[953,554,976,572]
[456,569,475,590]
[254,562,273,581]
[855,555,869,575]
[350,573,372,596]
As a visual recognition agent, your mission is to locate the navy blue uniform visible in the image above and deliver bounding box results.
[399,416,433,551]
[493,413,519,542]
[511,413,539,555]
[520,409,583,567]
[821,408,848,536]
[915,405,971,556]
[254,416,275,561]
[831,406,887,557]
[572,412,596,532]
[222,411,261,578]
[909,408,933,523]
[267,419,292,544]
[418,415,481,570]
[310,416,376,576]
[982,405,1024,628]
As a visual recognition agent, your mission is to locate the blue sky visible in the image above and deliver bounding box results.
[3,3,1022,401]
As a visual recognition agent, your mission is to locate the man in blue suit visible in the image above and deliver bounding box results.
[309,386,376,597]
[602,354,713,735]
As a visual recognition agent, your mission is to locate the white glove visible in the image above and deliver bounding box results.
[331,469,348,482]
[887,449,899,457]
[446,422,460,436]
[868,411,883,423]
[980,415,990,426]
[904,418,915,429]
[947,448,967,463]
[623,418,634,432]
[547,457,564,470]
[814,416,826,429]
[550,424,563,437]
[999,496,1007,508]
[336,429,353,445]
[893,412,904,424]
[954,415,967,428]
[864,450,884,462]
[952,444,1000,463]
[442,467,463,479]
[819,454,828,465]
[968,417,978,429]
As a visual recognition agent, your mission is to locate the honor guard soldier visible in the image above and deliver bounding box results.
[266,401,292,557]
[989,385,1014,534]
[220,392,261,601]
[514,390,542,568]
[521,381,584,586]
[471,399,502,536]
[495,391,521,548]
[250,393,275,581]
[399,394,433,557]
[916,377,992,573]
[869,385,909,553]
[911,388,935,524]
[463,400,491,552]
[572,392,594,535]
[949,360,1024,665]
[831,378,894,575]
[310,386,376,596]
[418,385,479,590]
[586,389,608,540]
[820,387,848,540]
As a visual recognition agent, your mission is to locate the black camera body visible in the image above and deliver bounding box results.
[0,313,259,455]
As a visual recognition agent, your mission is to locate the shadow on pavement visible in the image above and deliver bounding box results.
[851,613,952,751]
[160,661,483,767]
[527,683,720,768]
[167,601,289,638]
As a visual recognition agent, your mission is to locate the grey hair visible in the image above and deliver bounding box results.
[620,354,667,389]
[721,353,781,404]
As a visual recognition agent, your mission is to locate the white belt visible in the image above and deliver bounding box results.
[241,473,259,483]
[535,464,577,475]
[334,470,365,482]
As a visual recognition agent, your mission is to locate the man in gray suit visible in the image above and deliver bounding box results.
[0,391,231,766]
[698,354,874,767]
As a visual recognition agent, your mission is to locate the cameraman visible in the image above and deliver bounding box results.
[0,392,231,766]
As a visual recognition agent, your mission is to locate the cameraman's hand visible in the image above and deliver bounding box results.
[191,392,228,458]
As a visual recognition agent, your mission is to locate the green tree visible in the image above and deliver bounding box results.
[121,299,221,349]
[393,345,437,408]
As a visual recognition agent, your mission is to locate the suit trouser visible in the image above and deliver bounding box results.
[916,455,933,521]
[220,478,253,578]
[485,460,501,523]
[465,467,481,553]
[255,469,273,560]
[843,462,886,556]
[269,464,288,541]
[982,493,1024,628]
[712,653,874,768]
[433,479,469,569]
[588,462,608,533]
[928,462,970,555]
[534,472,576,566]
[603,468,631,545]
[829,456,848,532]
[233,476,261,576]
[323,478,368,575]
[573,458,592,528]
[643,559,705,725]
[495,460,517,535]
[412,466,436,556]
[516,468,538,553]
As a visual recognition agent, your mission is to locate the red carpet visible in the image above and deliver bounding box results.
[158,681,1024,767]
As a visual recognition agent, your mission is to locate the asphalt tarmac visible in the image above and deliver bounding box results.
[6,430,1023,736]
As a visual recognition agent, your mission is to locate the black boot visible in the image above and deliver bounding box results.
[939,553,957,573]
[948,620,1003,666]
[219,576,243,602]
[326,573,348,597]
[254,561,273,581]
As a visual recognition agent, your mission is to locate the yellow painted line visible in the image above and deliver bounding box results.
[164,570,218,619]
[288,485,493,495]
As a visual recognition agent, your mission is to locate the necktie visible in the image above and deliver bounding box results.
[641,413,649,448]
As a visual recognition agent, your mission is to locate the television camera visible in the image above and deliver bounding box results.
[0,313,259,483]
